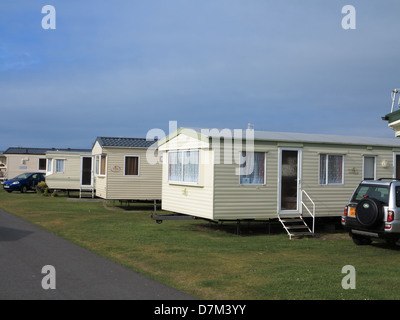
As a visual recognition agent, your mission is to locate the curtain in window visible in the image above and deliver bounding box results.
[363,157,375,180]
[55,159,65,173]
[100,155,106,175]
[328,155,343,184]
[47,159,52,173]
[183,151,199,183]
[168,152,182,181]
[240,152,265,184]
[39,159,46,170]
[168,151,199,182]
[95,157,99,175]
[319,154,327,184]
[125,156,139,176]
[319,154,343,184]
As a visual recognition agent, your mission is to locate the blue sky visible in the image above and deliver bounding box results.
[1,1,400,150]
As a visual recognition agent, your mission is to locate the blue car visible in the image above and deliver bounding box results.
[3,172,45,193]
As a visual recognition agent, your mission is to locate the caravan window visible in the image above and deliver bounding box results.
[125,156,139,176]
[47,159,53,173]
[239,152,266,185]
[168,150,199,183]
[38,158,46,170]
[95,155,106,176]
[55,159,65,173]
[363,156,376,180]
[319,154,344,185]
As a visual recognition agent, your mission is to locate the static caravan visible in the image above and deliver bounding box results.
[92,137,161,201]
[158,127,400,234]
[0,151,6,182]
[45,149,94,196]
[3,147,49,179]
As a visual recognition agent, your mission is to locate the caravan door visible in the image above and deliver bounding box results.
[278,148,302,214]
[81,156,93,187]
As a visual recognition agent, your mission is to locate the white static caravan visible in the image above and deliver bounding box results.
[45,149,94,195]
[158,128,400,234]
[92,137,161,201]
[3,147,49,180]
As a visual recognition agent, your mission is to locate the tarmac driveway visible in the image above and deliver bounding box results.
[0,209,194,300]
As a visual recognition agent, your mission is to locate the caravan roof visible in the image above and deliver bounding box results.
[179,128,400,148]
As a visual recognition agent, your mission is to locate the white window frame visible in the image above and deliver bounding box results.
[95,154,107,176]
[55,159,65,174]
[278,147,303,214]
[239,151,267,185]
[319,154,345,185]
[168,150,199,184]
[46,159,53,174]
[363,156,376,181]
[124,155,140,177]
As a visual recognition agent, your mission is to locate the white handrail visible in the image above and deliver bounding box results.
[301,190,315,234]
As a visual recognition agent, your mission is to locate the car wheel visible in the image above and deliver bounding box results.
[351,234,372,245]
[355,198,382,228]
[20,185,28,193]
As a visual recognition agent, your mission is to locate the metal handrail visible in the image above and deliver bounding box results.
[301,190,315,234]
[391,89,400,113]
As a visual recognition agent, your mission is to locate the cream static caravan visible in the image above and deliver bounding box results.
[158,127,400,227]
[45,149,94,196]
[92,137,161,201]
[3,147,49,179]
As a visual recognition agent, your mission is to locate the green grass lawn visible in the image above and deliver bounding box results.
[1,188,400,300]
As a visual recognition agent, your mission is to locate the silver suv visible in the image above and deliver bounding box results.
[342,179,400,245]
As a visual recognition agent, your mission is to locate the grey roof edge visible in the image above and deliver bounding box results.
[4,147,91,155]
[181,127,400,147]
[45,149,92,154]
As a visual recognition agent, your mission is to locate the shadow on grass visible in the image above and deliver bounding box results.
[193,220,288,236]
[192,217,346,237]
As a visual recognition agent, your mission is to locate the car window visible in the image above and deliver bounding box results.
[352,185,389,205]
[396,187,400,207]
[32,174,37,179]
[14,173,30,179]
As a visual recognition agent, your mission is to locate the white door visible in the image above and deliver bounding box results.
[278,148,302,214]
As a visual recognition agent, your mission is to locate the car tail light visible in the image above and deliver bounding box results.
[344,205,348,216]
[387,210,395,222]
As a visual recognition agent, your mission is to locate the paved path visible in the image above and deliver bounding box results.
[0,209,194,300]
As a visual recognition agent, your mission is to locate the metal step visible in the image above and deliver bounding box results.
[290,232,314,237]
[279,215,314,239]
[79,188,95,199]
[280,218,303,223]
[286,225,310,230]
